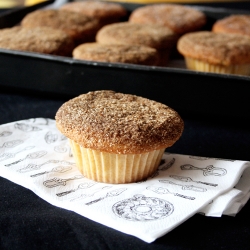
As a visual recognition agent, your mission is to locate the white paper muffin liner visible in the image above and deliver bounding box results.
[69,139,165,184]
[185,57,250,76]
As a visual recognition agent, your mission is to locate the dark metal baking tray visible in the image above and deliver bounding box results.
[0,1,250,121]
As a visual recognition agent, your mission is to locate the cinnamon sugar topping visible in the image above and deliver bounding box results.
[177,31,250,66]
[129,4,206,35]
[212,15,250,37]
[55,91,184,154]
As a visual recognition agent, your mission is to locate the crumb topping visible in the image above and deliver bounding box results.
[177,31,250,65]
[55,91,184,154]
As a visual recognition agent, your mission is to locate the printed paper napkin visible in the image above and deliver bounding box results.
[0,118,249,243]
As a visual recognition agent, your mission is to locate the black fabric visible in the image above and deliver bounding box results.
[0,90,250,250]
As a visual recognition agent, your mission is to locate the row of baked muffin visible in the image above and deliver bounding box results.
[0,2,204,65]
[0,1,250,75]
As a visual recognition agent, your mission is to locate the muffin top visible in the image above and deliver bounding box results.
[60,1,127,21]
[21,9,100,43]
[0,26,74,56]
[129,4,206,35]
[96,22,178,49]
[177,31,250,66]
[212,15,250,37]
[73,43,159,66]
[55,90,184,154]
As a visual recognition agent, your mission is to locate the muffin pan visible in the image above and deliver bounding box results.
[0,1,250,121]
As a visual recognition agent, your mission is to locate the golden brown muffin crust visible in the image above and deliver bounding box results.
[212,15,250,37]
[73,43,159,66]
[129,4,206,35]
[55,91,184,154]
[177,31,250,66]
[60,1,127,22]
[96,22,178,49]
[21,9,100,44]
[0,26,74,56]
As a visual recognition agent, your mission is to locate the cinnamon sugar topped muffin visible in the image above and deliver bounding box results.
[21,9,100,45]
[55,90,184,183]
[60,1,127,26]
[129,4,206,35]
[0,26,74,56]
[96,22,178,66]
[96,22,177,49]
[73,43,159,66]
[177,31,250,75]
[212,15,250,37]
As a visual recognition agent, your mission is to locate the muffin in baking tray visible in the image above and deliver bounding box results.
[129,4,206,35]
[60,0,127,27]
[55,90,184,184]
[212,14,250,37]
[96,22,178,66]
[0,26,74,56]
[177,31,250,76]
[21,9,100,45]
[73,42,160,66]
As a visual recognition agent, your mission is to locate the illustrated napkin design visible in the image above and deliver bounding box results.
[0,118,250,243]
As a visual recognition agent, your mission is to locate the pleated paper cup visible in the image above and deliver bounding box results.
[69,139,165,184]
[185,57,250,76]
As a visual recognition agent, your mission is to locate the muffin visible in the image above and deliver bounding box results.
[177,31,250,75]
[73,42,159,66]
[129,4,206,35]
[0,26,74,56]
[96,22,178,66]
[21,9,100,45]
[60,1,127,27]
[212,15,250,37]
[55,90,184,184]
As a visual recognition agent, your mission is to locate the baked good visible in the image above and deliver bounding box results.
[129,4,206,35]
[73,42,159,66]
[96,22,178,66]
[60,1,127,27]
[55,90,184,184]
[73,42,159,65]
[21,9,100,45]
[212,15,250,37]
[0,26,74,56]
[177,31,250,75]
